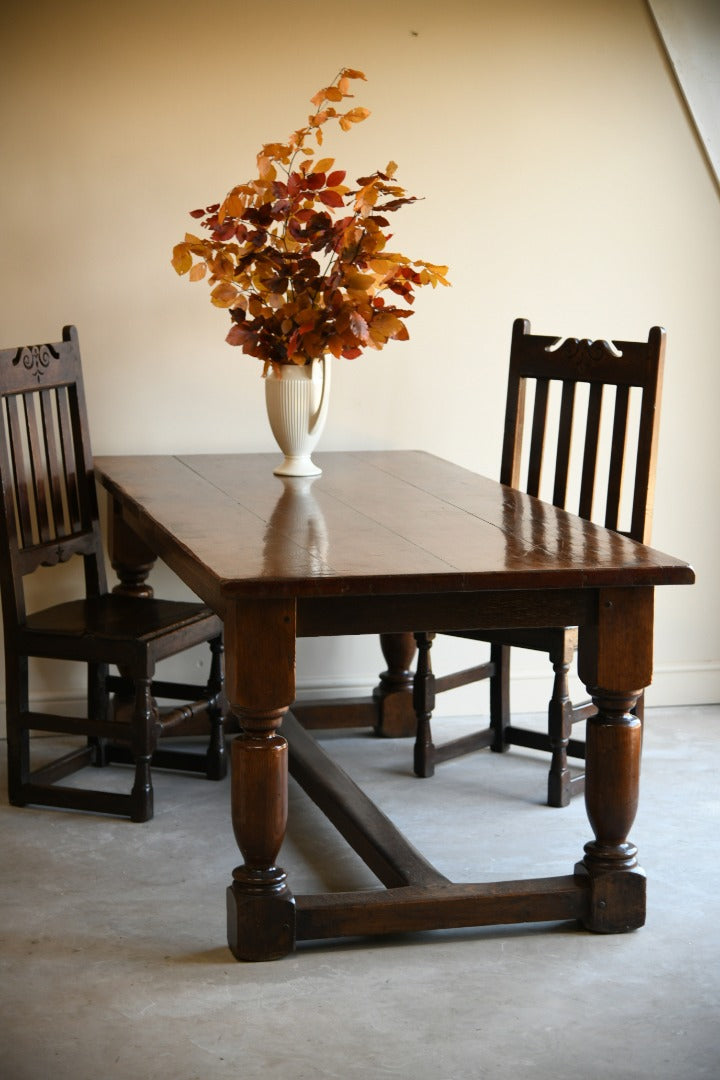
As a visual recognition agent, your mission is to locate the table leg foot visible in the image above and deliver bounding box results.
[574,858,646,933]
[227,873,296,961]
[373,633,417,738]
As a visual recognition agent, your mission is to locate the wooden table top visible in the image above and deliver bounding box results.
[95,450,694,601]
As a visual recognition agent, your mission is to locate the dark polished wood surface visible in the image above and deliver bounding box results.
[96,451,691,601]
[95,451,694,961]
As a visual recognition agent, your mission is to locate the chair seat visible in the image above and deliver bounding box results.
[19,595,223,665]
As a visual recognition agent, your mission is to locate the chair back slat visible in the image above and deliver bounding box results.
[4,394,34,549]
[56,384,82,532]
[0,326,107,626]
[501,318,665,543]
[40,388,69,538]
[499,367,525,488]
[604,384,630,532]
[526,378,549,497]
[23,389,53,543]
[553,381,576,507]
[578,383,603,520]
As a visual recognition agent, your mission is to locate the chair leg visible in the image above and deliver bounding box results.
[130,675,155,823]
[204,636,227,781]
[546,652,574,808]
[6,652,29,806]
[489,643,511,753]
[88,662,111,767]
[413,632,436,777]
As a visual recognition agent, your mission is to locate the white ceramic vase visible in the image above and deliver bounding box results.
[264,357,331,476]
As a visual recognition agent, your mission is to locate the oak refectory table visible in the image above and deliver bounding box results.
[94,451,694,961]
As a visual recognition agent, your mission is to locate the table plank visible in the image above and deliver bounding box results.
[96,452,693,601]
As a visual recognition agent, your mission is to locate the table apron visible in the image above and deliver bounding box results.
[296,589,599,637]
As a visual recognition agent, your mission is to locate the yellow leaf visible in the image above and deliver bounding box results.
[257,155,277,182]
[171,244,192,275]
[261,142,291,160]
[343,269,376,290]
[211,282,238,307]
[419,261,451,286]
[313,157,335,174]
[189,262,207,282]
[343,107,370,124]
[221,194,245,218]
[354,185,378,216]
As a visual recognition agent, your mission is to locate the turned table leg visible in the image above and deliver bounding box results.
[224,599,297,961]
[106,497,158,724]
[577,587,653,932]
[373,632,417,738]
[107,497,157,598]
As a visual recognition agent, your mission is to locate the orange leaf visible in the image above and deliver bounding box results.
[211,282,238,307]
[343,107,370,124]
[257,155,277,182]
[189,262,207,282]
[171,244,192,275]
[222,194,245,218]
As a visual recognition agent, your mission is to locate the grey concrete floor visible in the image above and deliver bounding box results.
[0,706,718,1080]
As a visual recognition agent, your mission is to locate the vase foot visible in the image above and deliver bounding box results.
[273,456,322,477]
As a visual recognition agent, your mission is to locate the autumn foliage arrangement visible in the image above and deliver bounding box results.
[171,68,449,374]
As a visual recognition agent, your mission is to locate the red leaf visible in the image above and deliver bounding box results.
[319,189,345,208]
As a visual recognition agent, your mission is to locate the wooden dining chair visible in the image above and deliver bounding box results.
[0,326,227,822]
[413,317,665,805]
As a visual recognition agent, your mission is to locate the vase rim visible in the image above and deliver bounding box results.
[271,357,328,378]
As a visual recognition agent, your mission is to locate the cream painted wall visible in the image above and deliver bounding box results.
[1,0,718,715]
